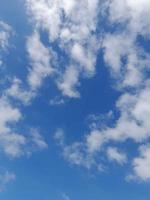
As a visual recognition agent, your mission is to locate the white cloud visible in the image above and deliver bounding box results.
[23,0,150,182]
[131,145,150,181]
[86,130,105,153]
[0,171,15,192]
[29,129,48,151]
[0,97,47,158]
[62,193,70,200]
[63,142,95,169]
[54,80,150,176]
[0,20,50,190]
[54,129,96,169]
[27,31,54,90]
[0,97,25,158]
[6,78,35,105]
[7,31,55,104]
[49,96,65,106]
[0,21,12,67]
[26,0,100,98]
[57,65,80,98]
[0,21,11,50]
[103,32,150,88]
[107,147,127,165]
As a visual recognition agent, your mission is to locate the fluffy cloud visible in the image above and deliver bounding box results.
[107,147,127,165]
[103,0,150,88]
[0,0,145,182]
[7,31,55,104]
[0,97,47,158]
[0,21,48,160]
[6,78,34,104]
[26,0,100,97]
[50,0,150,181]
[130,145,150,181]
[57,65,80,98]
[54,129,96,169]
[26,31,54,90]
[0,97,25,157]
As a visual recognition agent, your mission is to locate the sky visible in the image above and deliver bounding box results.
[0,0,150,199]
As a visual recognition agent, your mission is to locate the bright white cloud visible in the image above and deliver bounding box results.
[0,97,47,158]
[0,1,146,187]
[50,0,150,181]
[0,97,25,158]
[57,65,80,98]
[131,145,150,181]
[7,31,55,104]
[0,20,48,159]
[26,0,100,98]
[27,31,54,90]
[86,130,105,153]
[6,78,35,105]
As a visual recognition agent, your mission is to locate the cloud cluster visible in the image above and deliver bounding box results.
[52,0,150,181]
[26,0,100,98]
[0,22,48,159]
[7,31,55,104]
[3,0,149,183]
[0,96,47,158]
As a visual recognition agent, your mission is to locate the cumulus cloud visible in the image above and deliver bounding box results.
[0,97,47,158]
[6,78,34,104]
[49,0,150,181]
[131,145,150,181]
[0,0,145,182]
[103,0,150,88]
[57,65,80,98]
[54,129,96,169]
[0,24,48,157]
[7,31,55,104]
[26,0,100,98]
[0,97,25,158]
[26,31,54,90]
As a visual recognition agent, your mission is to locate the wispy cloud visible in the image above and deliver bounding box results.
[62,193,71,200]
[0,171,15,192]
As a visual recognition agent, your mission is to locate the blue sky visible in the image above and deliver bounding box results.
[0,0,150,199]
